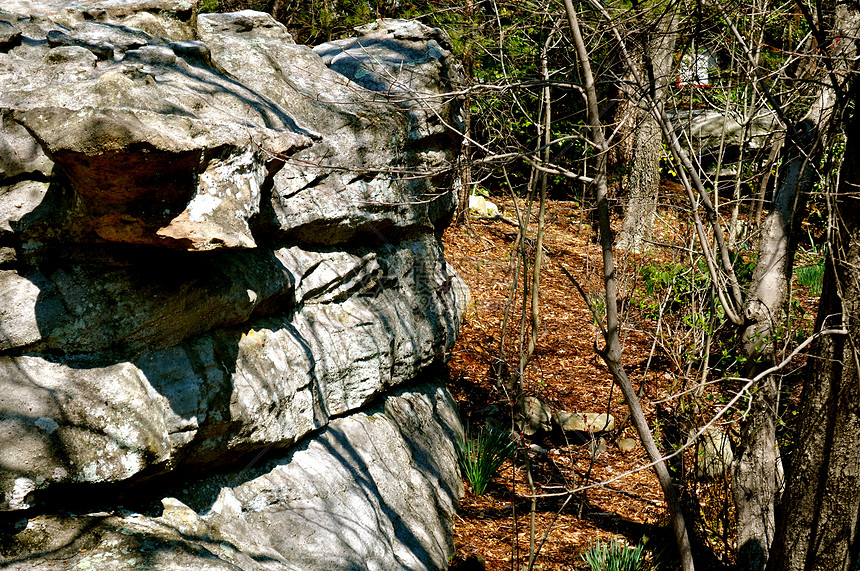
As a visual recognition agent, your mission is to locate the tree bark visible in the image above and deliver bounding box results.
[607,55,636,197]
[736,4,860,566]
[454,0,474,226]
[765,8,860,567]
[765,82,860,571]
[617,9,677,253]
[735,87,835,571]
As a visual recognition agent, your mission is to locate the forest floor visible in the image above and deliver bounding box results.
[437,184,824,571]
[441,195,677,571]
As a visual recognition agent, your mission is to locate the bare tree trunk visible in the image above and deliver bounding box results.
[455,4,474,227]
[457,94,473,226]
[763,7,860,568]
[522,35,552,372]
[765,77,860,571]
[734,86,836,570]
[607,58,636,197]
[617,10,677,253]
[562,2,695,570]
[733,375,782,570]
[735,3,860,566]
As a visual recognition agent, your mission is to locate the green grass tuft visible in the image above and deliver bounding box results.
[455,423,517,496]
[581,538,649,571]
[796,262,824,297]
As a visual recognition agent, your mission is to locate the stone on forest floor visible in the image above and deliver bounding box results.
[468,195,500,218]
[617,437,638,452]
[554,411,616,433]
[694,427,734,479]
[517,396,552,436]
[588,437,608,456]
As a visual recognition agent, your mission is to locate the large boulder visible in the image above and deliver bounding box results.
[0,2,467,569]
[554,411,616,433]
[1,383,463,571]
[665,108,779,172]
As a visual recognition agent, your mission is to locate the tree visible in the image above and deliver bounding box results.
[734,72,829,571]
[563,1,696,568]
[582,1,859,569]
[616,4,678,253]
[765,76,860,570]
[730,2,860,568]
[763,6,860,569]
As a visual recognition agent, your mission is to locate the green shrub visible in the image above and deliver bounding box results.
[455,423,517,496]
[637,261,708,315]
[581,538,648,571]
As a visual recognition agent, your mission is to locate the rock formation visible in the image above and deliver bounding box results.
[0,2,468,569]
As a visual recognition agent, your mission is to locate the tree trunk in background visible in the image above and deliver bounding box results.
[607,53,636,198]
[733,374,781,571]
[765,79,860,571]
[563,2,695,569]
[457,88,473,226]
[454,0,474,226]
[616,10,677,253]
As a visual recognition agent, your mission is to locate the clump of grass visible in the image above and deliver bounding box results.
[455,423,517,496]
[796,262,824,296]
[796,232,825,297]
[581,538,649,571]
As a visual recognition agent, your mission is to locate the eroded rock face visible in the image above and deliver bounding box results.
[2,383,463,571]
[0,2,466,569]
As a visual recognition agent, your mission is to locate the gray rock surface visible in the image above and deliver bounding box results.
[666,109,779,154]
[517,396,552,436]
[694,427,734,479]
[1,383,463,571]
[198,12,461,246]
[617,437,637,452]
[0,1,466,569]
[554,411,616,433]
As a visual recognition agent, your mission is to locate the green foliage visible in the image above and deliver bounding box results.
[581,538,650,571]
[199,0,273,13]
[198,0,220,12]
[273,0,375,43]
[636,252,754,323]
[456,423,517,496]
[732,251,757,284]
[796,231,826,297]
[590,294,607,326]
[632,249,756,381]
[636,261,710,319]
[639,262,688,297]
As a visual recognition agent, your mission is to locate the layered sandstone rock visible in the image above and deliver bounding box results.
[0,3,466,569]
